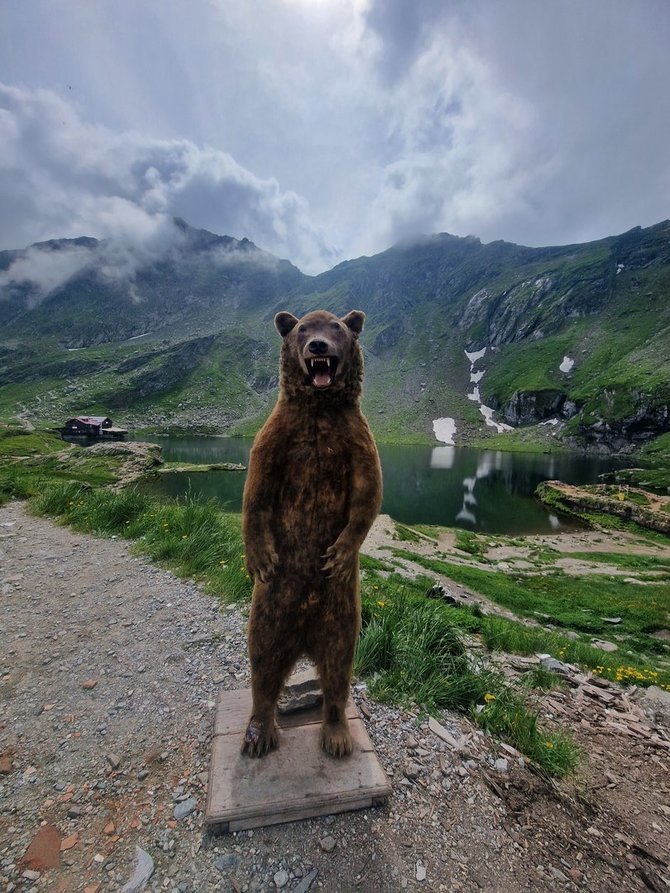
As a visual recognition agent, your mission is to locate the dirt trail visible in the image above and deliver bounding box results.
[1,501,669,893]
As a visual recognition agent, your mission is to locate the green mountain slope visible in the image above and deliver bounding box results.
[1,218,668,451]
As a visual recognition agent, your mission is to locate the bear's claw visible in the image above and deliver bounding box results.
[241,718,278,757]
[321,542,356,580]
[248,545,279,583]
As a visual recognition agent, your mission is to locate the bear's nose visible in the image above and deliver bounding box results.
[307,340,329,355]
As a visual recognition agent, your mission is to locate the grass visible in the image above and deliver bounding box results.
[30,483,253,602]
[390,549,670,683]
[566,551,670,571]
[393,523,422,543]
[454,530,487,559]
[393,549,670,639]
[355,573,580,775]
[0,423,124,505]
[359,554,395,573]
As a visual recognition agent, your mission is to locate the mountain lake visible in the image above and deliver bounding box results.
[133,435,628,535]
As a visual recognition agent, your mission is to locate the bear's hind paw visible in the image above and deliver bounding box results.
[241,718,278,757]
[320,721,353,758]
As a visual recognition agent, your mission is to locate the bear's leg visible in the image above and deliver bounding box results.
[314,594,359,758]
[242,582,298,757]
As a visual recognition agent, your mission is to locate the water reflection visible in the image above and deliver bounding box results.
[136,435,627,535]
[430,446,456,469]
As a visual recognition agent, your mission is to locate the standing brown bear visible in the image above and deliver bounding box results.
[242,309,382,758]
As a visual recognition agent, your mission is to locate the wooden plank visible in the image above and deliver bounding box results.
[213,688,358,736]
[206,689,391,831]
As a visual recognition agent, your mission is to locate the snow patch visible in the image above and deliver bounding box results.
[480,405,513,433]
[616,263,624,274]
[539,418,560,427]
[464,346,512,434]
[128,332,152,341]
[465,347,487,365]
[559,356,574,374]
[432,417,456,445]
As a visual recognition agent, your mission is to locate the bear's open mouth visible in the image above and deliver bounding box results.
[306,356,338,388]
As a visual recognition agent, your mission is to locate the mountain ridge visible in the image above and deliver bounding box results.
[1,217,669,453]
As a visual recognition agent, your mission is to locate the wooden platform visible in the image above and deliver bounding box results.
[205,688,391,832]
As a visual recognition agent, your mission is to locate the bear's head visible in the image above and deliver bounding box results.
[274,309,365,403]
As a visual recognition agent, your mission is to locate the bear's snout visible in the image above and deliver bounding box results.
[307,339,329,356]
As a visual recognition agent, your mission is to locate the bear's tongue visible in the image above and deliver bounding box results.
[308,357,334,388]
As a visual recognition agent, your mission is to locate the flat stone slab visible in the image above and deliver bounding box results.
[206,688,391,832]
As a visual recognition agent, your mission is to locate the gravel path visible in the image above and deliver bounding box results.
[1,501,668,893]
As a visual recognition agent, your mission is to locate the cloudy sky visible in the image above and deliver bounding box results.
[1,0,669,274]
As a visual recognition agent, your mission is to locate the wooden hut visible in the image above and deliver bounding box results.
[60,416,127,440]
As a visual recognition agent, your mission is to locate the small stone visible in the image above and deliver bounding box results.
[104,821,115,835]
[143,746,162,764]
[121,846,155,893]
[494,758,508,773]
[214,854,238,871]
[174,797,197,821]
[319,835,336,853]
[82,679,98,689]
[273,869,289,888]
[0,753,13,773]
[106,752,122,771]
[403,761,422,780]
[428,717,462,749]
[591,639,617,653]
[22,825,61,870]
[539,656,571,675]
[67,806,84,818]
[22,870,41,881]
[278,668,322,714]
[138,769,150,781]
[640,686,670,726]
[60,832,79,851]
[416,862,426,882]
[293,868,318,893]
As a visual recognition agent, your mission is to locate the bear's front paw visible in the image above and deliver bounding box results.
[320,720,353,758]
[321,541,357,579]
[247,546,279,584]
[241,717,278,757]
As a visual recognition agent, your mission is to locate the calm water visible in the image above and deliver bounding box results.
[133,435,627,535]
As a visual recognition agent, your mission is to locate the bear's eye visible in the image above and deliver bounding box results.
[330,322,342,330]
[298,325,307,333]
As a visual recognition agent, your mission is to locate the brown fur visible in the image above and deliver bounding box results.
[241,309,382,757]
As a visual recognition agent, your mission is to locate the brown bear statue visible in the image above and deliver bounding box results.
[241,309,382,758]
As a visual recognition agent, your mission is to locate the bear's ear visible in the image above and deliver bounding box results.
[342,310,365,336]
[274,312,299,338]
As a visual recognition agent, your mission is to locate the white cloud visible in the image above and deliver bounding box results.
[1,0,669,270]
[0,83,335,273]
[0,244,95,306]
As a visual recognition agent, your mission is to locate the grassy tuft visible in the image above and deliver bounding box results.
[30,484,252,602]
[356,574,580,775]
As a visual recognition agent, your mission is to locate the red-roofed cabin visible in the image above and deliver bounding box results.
[60,416,127,440]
